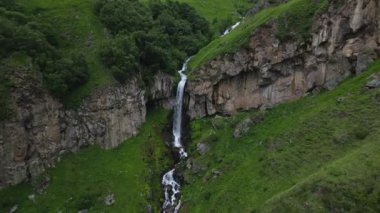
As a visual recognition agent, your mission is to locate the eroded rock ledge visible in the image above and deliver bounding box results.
[186,0,380,119]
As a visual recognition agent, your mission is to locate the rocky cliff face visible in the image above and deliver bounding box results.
[148,71,175,109]
[0,70,146,188]
[186,0,380,119]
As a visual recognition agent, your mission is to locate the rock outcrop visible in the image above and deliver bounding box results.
[0,70,146,188]
[148,71,175,109]
[186,0,380,119]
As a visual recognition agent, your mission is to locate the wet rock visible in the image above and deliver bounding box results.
[196,143,209,155]
[366,74,380,89]
[104,193,115,206]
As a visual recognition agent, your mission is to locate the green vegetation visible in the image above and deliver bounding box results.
[0,1,94,115]
[141,0,255,33]
[188,0,328,75]
[0,109,172,212]
[182,61,380,212]
[15,0,115,107]
[95,0,211,83]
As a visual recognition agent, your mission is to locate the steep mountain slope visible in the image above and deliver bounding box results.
[0,0,379,212]
[186,0,379,118]
[182,61,380,212]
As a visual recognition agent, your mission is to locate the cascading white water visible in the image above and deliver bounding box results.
[162,57,191,212]
[173,57,192,159]
[161,20,242,212]
[222,19,244,36]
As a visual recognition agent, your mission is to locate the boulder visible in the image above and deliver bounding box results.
[196,143,209,155]
[366,74,380,89]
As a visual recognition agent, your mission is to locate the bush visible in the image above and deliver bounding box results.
[43,54,89,98]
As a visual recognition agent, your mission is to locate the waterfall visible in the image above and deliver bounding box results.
[173,57,192,159]
[222,19,243,36]
[162,57,191,213]
[161,19,242,212]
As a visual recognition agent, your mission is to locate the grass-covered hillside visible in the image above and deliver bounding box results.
[139,0,254,33]
[0,109,171,212]
[181,61,380,212]
[188,0,329,74]
[165,0,254,33]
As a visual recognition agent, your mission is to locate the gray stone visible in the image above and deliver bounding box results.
[366,74,380,89]
[233,118,253,139]
[104,193,115,206]
[196,143,209,155]
[78,209,88,213]
[148,71,175,109]
[356,53,374,75]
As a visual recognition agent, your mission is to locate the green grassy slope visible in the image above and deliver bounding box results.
[0,109,171,212]
[140,0,254,33]
[188,0,328,74]
[16,0,115,107]
[173,0,252,24]
[182,61,380,212]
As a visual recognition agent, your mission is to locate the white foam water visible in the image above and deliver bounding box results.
[161,19,243,212]
[222,19,243,37]
[162,57,191,212]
